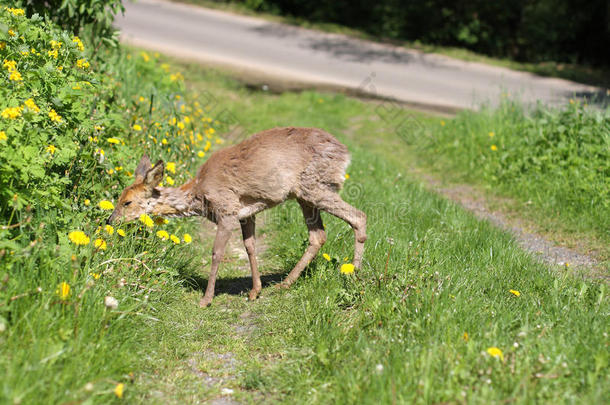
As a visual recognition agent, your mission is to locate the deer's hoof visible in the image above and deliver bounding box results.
[248,289,261,301]
[199,297,212,308]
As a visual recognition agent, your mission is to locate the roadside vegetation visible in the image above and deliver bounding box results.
[0,2,608,404]
[128,62,608,403]
[415,101,610,260]
[0,5,224,402]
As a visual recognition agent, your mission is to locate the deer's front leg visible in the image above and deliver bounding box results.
[199,218,234,307]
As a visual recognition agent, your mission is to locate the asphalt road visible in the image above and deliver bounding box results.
[115,0,604,111]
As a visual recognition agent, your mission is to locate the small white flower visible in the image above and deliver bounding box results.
[376,364,384,373]
[104,296,118,309]
[221,388,234,395]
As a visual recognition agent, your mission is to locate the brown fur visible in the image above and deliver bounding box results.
[108,127,366,306]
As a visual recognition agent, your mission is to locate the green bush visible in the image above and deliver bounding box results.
[0,7,224,402]
[20,0,124,46]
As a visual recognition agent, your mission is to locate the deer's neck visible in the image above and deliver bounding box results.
[151,183,203,218]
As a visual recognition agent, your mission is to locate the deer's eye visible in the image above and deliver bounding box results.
[123,201,132,207]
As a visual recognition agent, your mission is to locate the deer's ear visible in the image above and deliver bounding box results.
[135,155,152,181]
[143,160,164,189]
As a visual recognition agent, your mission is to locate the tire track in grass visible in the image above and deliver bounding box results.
[417,172,607,279]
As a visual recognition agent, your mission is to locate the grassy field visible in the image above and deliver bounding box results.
[1,7,607,402]
[120,62,608,403]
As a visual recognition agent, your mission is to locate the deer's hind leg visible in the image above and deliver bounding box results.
[241,216,262,301]
[281,200,326,287]
[306,190,367,268]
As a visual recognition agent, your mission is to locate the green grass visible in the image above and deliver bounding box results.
[2,17,608,401]
[172,0,610,88]
[120,62,608,403]
[412,101,609,260]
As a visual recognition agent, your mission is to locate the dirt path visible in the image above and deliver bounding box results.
[416,172,606,279]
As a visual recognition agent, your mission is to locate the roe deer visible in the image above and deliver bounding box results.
[107,127,366,307]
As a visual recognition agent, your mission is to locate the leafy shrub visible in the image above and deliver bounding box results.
[19,0,124,46]
[0,7,224,402]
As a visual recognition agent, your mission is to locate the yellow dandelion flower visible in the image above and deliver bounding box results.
[140,214,154,228]
[204,140,211,151]
[114,383,124,399]
[8,29,16,37]
[90,272,101,280]
[463,332,469,342]
[50,40,62,50]
[46,145,56,154]
[340,263,355,275]
[440,120,445,126]
[170,234,180,244]
[183,233,192,244]
[47,49,58,59]
[1,106,22,120]
[76,59,90,69]
[156,230,169,240]
[166,162,176,174]
[488,132,495,137]
[161,138,168,145]
[68,230,90,245]
[3,60,17,71]
[94,238,107,250]
[344,173,350,180]
[490,145,498,151]
[117,229,126,237]
[509,289,520,297]
[322,253,331,261]
[84,199,90,206]
[99,200,114,210]
[56,282,70,301]
[6,8,26,17]
[48,109,62,123]
[166,176,174,186]
[72,36,84,52]
[197,151,205,158]
[107,137,120,144]
[105,225,114,235]
[132,124,142,131]
[0,131,7,142]
[486,347,504,361]
[24,98,40,113]
[140,51,150,62]
[8,70,22,81]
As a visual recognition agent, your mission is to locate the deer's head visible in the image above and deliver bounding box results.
[107,155,164,224]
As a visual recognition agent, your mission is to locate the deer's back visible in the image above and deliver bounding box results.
[194,127,349,213]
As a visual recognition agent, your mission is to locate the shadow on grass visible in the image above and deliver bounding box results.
[182,272,286,296]
[178,258,321,296]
